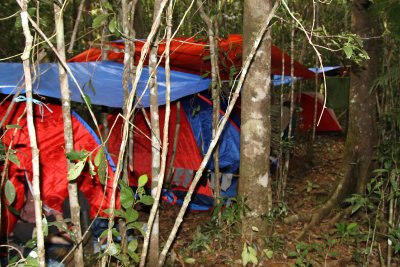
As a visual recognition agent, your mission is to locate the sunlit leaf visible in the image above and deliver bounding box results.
[184,258,196,264]
[343,46,353,59]
[138,174,148,187]
[263,249,273,259]
[68,160,86,181]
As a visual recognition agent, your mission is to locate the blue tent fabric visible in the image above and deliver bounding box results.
[182,96,240,173]
[0,62,211,108]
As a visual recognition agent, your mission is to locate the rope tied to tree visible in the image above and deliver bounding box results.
[14,95,53,121]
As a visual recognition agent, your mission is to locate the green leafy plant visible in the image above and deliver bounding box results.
[288,242,316,267]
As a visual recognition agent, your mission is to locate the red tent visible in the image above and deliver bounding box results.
[0,100,117,235]
[69,34,315,79]
[106,103,203,183]
[297,92,343,133]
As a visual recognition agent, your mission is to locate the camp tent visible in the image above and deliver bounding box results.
[106,93,240,210]
[297,92,343,133]
[0,99,116,236]
[69,34,315,80]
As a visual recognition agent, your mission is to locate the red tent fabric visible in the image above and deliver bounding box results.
[297,92,343,132]
[106,103,203,185]
[69,34,315,79]
[0,100,117,235]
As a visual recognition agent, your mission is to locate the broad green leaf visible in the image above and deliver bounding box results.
[125,207,139,223]
[127,221,145,236]
[184,258,196,264]
[99,229,109,239]
[263,249,273,259]
[94,147,105,166]
[112,228,121,238]
[241,244,249,266]
[68,160,86,181]
[139,195,154,206]
[108,242,119,256]
[347,222,358,231]
[120,183,134,209]
[108,16,117,33]
[5,180,16,204]
[6,124,21,129]
[343,46,353,59]
[66,150,88,161]
[95,148,107,184]
[127,239,138,253]
[138,174,148,187]
[8,153,20,167]
[103,1,114,11]
[92,14,109,28]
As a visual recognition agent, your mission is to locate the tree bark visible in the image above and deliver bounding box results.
[54,2,84,265]
[147,1,162,265]
[239,0,272,239]
[297,0,378,239]
[19,0,46,264]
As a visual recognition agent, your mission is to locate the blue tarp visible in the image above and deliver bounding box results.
[0,62,211,108]
[182,96,241,173]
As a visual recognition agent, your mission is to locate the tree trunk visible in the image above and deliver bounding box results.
[148,1,162,265]
[54,2,84,265]
[297,0,378,239]
[239,0,272,239]
[19,0,46,265]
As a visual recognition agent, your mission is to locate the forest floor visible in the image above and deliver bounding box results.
[158,135,395,267]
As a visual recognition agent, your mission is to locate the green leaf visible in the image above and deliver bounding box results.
[42,216,48,237]
[108,16,117,33]
[241,244,249,266]
[6,124,21,129]
[82,94,92,108]
[94,147,105,166]
[108,242,119,256]
[138,174,148,187]
[120,183,134,209]
[8,153,20,167]
[66,150,88,161]
[103,1,114,11]
[68,160,86,181]
[92,14,109,28]
[127,239,138,253]
[5,180,16,204]
[343,46,353,59]
[184,258,196,264]
[95,148,107,185]
[125,207,139,223]
[264,249,273,259]
[347,222,358,231]
[139,195,154,206]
